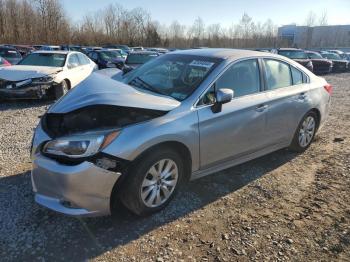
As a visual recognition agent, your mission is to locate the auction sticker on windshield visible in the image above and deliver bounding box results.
[189,60,215,69]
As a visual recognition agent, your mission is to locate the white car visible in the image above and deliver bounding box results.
[0,51,97,99]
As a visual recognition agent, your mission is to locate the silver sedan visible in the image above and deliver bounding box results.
[31,49,332,216]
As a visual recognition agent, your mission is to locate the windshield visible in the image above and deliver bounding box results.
[322,53,341,60]
[126,54,158,64]
[279,50,307,59]
[122,54,222,101]
[307,52,323,59]
[0,49,21,58]
[99,51,122,60]
[18,53,66,67]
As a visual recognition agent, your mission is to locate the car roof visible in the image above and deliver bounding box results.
[170,48,280,60]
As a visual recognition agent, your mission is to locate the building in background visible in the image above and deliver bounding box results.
[278,24,350,50]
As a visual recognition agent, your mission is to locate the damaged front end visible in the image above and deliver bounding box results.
[30,72,180,216]
[0,76,55,99]
[31,104,169,216]
[35,104,167,169]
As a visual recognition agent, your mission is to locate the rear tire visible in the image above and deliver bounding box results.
[119,148,184,216]
[289,111,318,152]
[54,80,69,99]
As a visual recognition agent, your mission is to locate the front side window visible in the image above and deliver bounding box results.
[216,59,261,98]
[18,53,66,67]
[122,54,222,101]
[264,59,292,90]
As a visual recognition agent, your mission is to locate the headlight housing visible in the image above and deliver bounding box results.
[32,76,54,84]
[42,130,120,158]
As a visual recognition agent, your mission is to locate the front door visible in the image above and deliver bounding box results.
[197,59,269,168]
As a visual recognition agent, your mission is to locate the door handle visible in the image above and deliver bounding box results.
[255,104,268,112]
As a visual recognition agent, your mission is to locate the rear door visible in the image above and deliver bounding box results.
[77,53,94,78]
[197,59,270,168]
[66,53,83,87]
[262,58,311,144]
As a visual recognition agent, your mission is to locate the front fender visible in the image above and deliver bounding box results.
[102,110,200,172]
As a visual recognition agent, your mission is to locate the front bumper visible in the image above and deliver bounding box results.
[0,84,52,99]
[32,155,121,216]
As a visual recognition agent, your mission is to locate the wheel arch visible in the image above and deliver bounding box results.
[309,108,321,130]
[63,78,71,89]
[109,140,193,214]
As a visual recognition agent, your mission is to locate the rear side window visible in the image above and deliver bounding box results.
[291,66,303,85]
[264,59,292,90]
[77,53,90,65]
[67,54,81,68]
[216,59,261,98]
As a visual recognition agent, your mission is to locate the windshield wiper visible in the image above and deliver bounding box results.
[129,77,167,96]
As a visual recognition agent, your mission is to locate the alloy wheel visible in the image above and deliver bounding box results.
[140,159,178,208]
[298,116,316,148]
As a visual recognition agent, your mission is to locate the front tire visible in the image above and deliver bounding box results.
[289,111,318,152]
[119,148,184,216]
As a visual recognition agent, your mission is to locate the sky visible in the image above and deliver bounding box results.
[61,0,350,27]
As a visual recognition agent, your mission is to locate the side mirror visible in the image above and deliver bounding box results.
[211,88,234,113]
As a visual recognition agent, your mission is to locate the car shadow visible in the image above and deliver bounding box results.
[0,148,299,261]
[0,100,53,111]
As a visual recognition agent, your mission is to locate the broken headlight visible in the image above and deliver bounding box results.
[42,130,120,158]
[32,76,54,84]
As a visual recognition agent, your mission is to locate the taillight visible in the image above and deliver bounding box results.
[324,83,333,95]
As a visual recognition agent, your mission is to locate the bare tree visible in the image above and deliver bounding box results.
[305,11,317,26]
[318,10,328,26]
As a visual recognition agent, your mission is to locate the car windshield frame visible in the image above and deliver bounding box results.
[122,54,223,101]
[18,53,67,67]
[279,50,308,59]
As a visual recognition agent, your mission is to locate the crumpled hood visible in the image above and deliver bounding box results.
[49,72,181,113]
[0,65,62,81]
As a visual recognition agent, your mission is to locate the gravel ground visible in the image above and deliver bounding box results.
[0,73,349,261]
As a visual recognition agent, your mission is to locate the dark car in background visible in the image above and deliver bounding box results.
[9,45,35,57]
[277,48,313,72]
[61,45,84,53]
[305,51,332,74]
[123,51,159,73]
[87,49,125,69]
[102,44,131,54]
[0,46,22,65]
[146,47,169,54]
[321,52,349,72]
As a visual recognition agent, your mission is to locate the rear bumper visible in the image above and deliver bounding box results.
[0,84,52,99]
[32,155,121,217]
